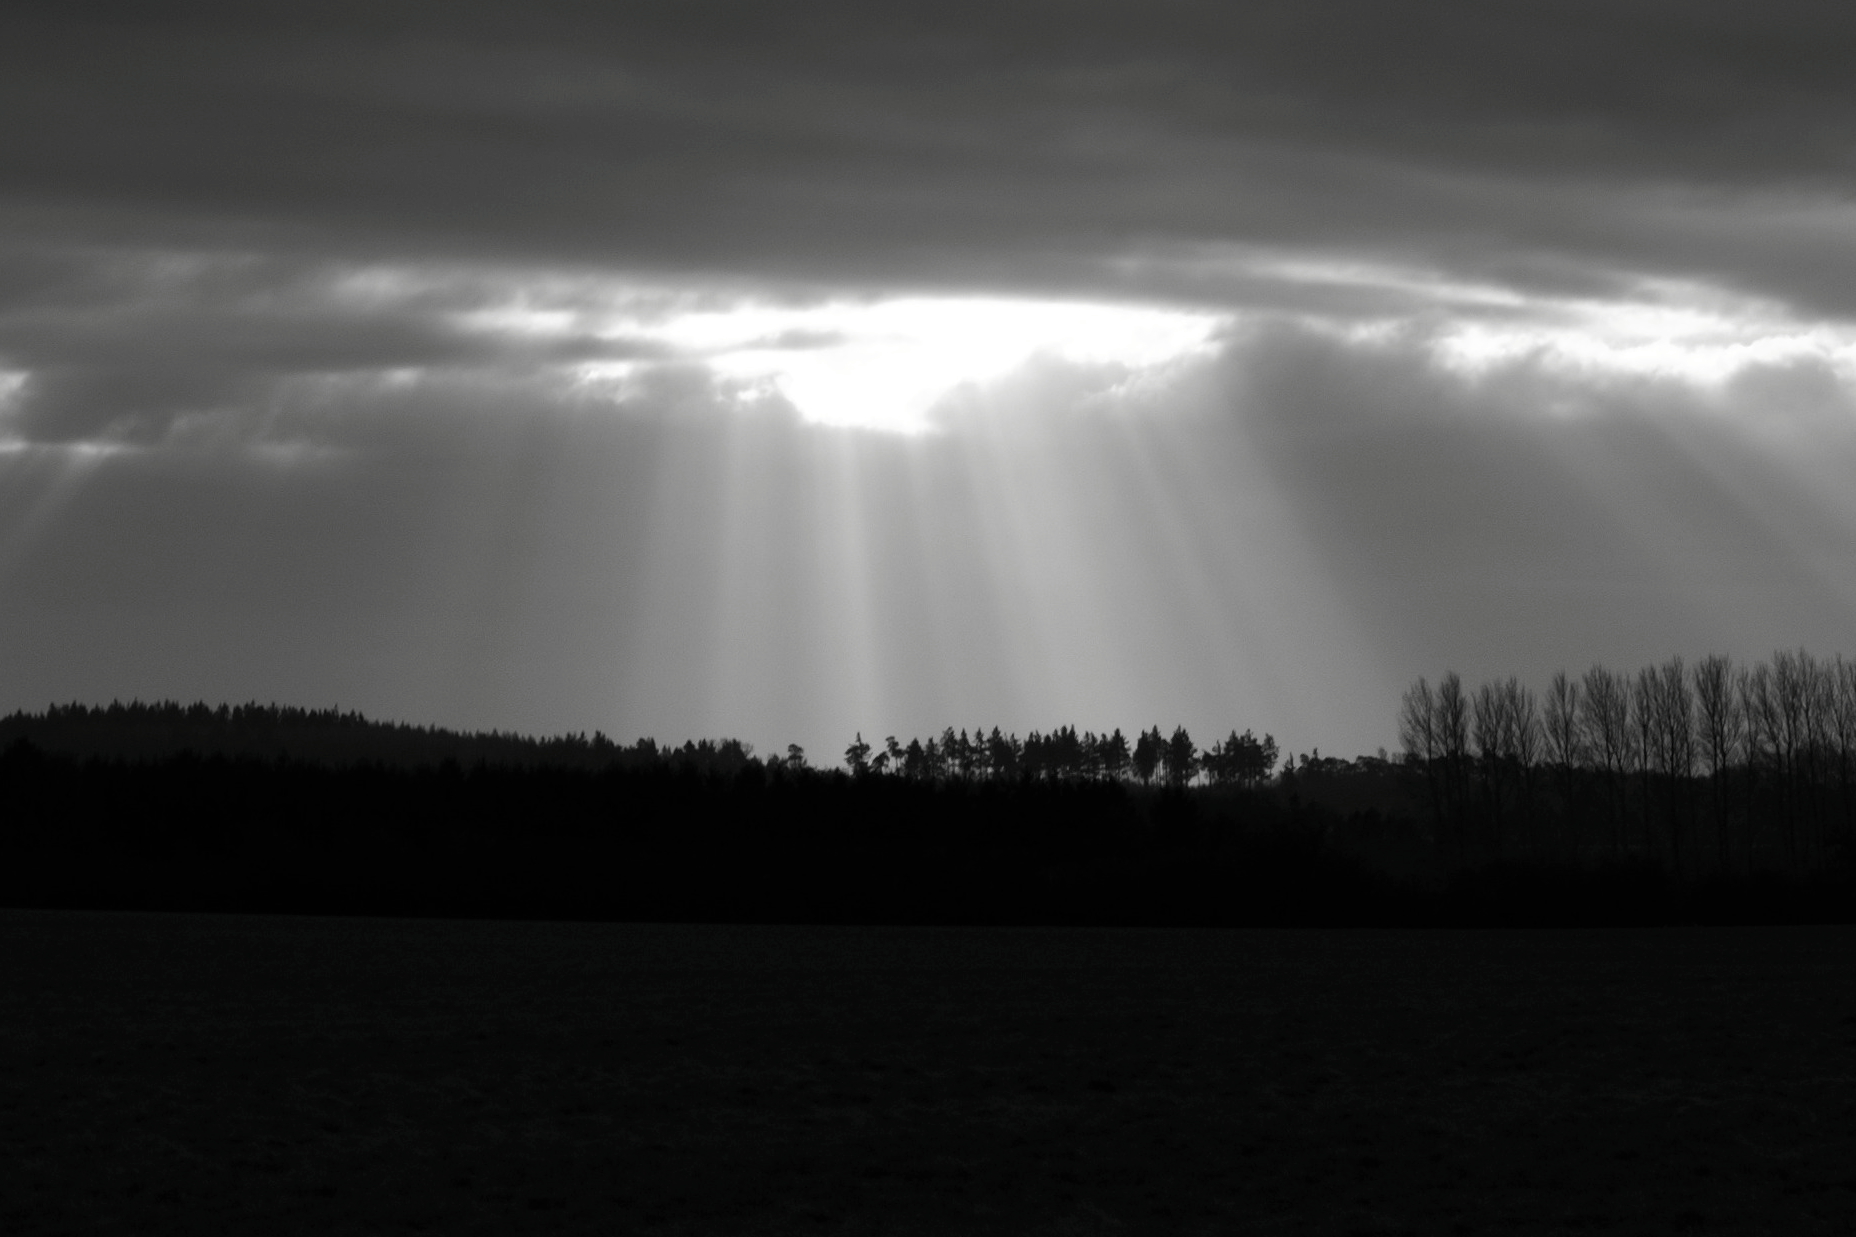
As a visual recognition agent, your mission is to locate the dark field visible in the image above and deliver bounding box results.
[3,913,1854,1235]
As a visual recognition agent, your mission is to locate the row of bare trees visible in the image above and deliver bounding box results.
[1400,651,1856,873]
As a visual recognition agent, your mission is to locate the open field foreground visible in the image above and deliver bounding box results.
[3,913,1854,1235]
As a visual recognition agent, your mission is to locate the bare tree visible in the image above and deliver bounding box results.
[1399,677,1445,840]
[1652,657,1693,873]
[1772,649,1813,866]
[1800,652,1835,862]
[1739,661,1780,870]
[1629,666,1661,859]
[1692,655,1743,871]
[1390,649,1851,878]
[1435,672,1471,857]
[1831,658,1856,850]
[1579,666,1630,857]
[1495,678,1542,855]
[1542,671,1583,769]
[1472,679,1512,849]
[1541,670,1582,858]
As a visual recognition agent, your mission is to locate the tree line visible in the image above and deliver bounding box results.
[3,691,1854,923]
[0,703,1289,790]
[0,700,759,777]
[840,725,1280,789]
[1400,650,1856,875]
[0,734,1386,926]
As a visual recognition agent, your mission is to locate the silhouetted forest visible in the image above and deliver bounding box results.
[0,700,749,774]
[1397,651,1856,878]
[1,677,1852,927]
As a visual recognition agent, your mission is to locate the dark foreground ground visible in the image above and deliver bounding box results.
[3,912,1853,1235]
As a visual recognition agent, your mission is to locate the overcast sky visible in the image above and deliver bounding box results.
[4,2,1856,761]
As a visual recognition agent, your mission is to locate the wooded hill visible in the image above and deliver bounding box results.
[0,692,1851,926]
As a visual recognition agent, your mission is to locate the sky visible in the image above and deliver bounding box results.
[4,1,1856,763]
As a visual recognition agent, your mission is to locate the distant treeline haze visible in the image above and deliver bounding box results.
[1400,651,1856,875]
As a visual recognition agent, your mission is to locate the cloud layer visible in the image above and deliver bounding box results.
[8,2,1856,308]
[6,317,1853,758]
[3,3,1856,756]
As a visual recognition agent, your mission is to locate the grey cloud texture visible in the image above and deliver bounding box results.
[0,251,672,442]
[5,2,1856,754]
[6,3,1856,311]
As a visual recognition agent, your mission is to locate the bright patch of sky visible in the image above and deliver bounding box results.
[1430,280,1856,388]
[0,371,30,450]
[614,294,1227,432]
[1138,246,1856,395]
[436,263,1856,432]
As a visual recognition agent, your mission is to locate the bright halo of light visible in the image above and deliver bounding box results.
[416,260,1856,427]
[1428,280,1856,388]
[0,371,30,452]
[627,295,1225,432]
[1435,318,1856,386]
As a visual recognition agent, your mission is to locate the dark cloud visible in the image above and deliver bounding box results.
[4,3,1856,311]
[8,367,265,444]
[0,248,672,442]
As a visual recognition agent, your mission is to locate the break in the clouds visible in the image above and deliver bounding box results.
[3,2,1856,759]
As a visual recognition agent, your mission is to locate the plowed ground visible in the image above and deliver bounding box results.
[3,912,1853,1234]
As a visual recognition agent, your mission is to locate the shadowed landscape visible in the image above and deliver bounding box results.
[11,3,1856,1231]
[3,658,1854,929]
[5,912,1854,1235]
[6,685,1853,1229]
